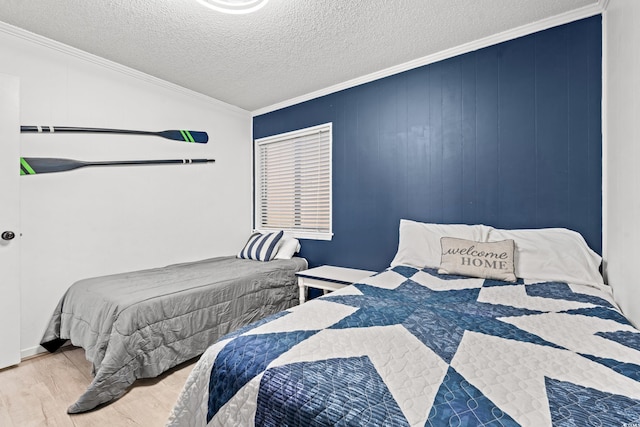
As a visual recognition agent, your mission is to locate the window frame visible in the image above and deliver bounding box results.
[253,122,333,241]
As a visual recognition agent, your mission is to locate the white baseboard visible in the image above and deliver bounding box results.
[20,345,49,360]
[20,342,73,361]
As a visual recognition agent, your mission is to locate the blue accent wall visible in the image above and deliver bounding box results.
[254,16,602,271]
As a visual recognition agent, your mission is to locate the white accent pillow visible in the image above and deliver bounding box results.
[438,237,517,282]
[274,237,301,260]
[488,227,603,286]
[390,219,492,269]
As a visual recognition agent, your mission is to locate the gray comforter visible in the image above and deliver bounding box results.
[40,255,307,413]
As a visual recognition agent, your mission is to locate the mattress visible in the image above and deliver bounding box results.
[167,265,640,426]
[40,255,307,413]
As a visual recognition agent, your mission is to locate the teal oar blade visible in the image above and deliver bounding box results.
[20,126,209,144]
[19,157,215,175]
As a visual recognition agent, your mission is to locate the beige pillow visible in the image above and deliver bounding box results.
[438,237,517,282]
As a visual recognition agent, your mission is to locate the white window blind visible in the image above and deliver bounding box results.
[255,123,332,240]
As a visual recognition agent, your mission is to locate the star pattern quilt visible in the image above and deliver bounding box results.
[167,266,640,426]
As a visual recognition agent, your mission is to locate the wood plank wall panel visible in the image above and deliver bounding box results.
[586,18,603,251]
[253,16,602,271]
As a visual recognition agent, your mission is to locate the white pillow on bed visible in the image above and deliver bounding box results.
[390,219,492,269]
[274,237,301,260]
[488,227,603,286]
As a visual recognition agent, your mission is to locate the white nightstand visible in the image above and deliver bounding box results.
[296,265,377,304]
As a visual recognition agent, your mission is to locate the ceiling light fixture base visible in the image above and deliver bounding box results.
[196,0,269,14]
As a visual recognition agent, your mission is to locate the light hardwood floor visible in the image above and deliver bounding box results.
[0,346,196,427]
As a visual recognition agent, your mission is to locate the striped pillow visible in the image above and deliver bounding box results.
[237,231,284,262]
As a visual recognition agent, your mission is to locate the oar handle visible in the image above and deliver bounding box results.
[89,158,215,167]
[21,126,151,136]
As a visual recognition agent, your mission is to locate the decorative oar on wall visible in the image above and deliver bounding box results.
[20,126,208,143]
[20,157,215,175]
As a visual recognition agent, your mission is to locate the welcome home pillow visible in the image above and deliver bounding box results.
[438,237,517,282]
[237,230,284,262]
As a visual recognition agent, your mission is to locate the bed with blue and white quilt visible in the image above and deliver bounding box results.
[167,222,640,426]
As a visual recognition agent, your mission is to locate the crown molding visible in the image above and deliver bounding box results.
[0,21,249,116]
[252,2,606,117]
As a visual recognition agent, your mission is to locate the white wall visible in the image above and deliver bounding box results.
[603,0,640,327]
[0,26,252,356]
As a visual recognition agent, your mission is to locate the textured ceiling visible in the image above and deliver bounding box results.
[0,0,599,112]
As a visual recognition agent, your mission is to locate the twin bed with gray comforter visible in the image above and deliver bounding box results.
[40,255,307,413]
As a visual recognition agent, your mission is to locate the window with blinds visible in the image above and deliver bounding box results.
[255,123,332,240]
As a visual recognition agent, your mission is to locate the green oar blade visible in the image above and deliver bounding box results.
[20,157,87,175]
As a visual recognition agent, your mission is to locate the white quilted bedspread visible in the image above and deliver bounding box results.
[167,265,640,426]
